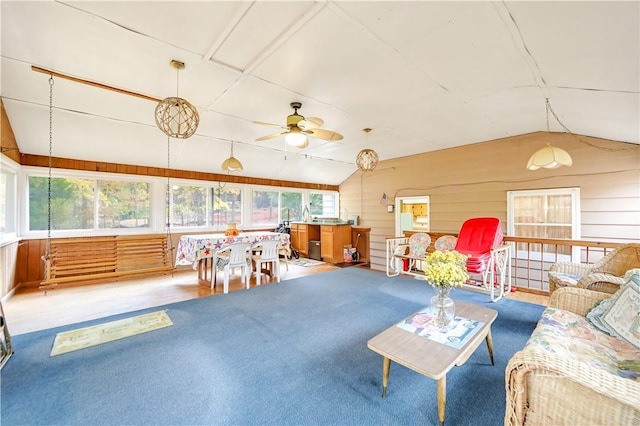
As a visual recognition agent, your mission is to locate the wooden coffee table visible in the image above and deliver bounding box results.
[367,301,498,426]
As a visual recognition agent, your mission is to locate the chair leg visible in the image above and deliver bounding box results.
[275,260,281,283]
[256,262,261,286]
[223,265,230,294]
[246,264,252,289]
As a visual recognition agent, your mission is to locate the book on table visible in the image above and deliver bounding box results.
[396,308,484,350]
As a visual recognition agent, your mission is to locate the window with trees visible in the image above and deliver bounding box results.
[280,191,302,222]
[252,190,279,227]
[28,177,151,231]
[23,169,338,235]
[171,184,206,228]
[210,186,242,228]
[309,191,338,217]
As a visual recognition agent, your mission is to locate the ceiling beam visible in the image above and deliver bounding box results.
[31,66,162,103]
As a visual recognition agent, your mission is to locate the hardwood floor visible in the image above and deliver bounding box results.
[2,261,548,336]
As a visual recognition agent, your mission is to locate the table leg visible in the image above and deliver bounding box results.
[437,375,446,426]
[381,357,391,398]
[485,329,495,366]
[197,259,205,281]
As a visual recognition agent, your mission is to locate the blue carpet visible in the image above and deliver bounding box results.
[1,268,544,425]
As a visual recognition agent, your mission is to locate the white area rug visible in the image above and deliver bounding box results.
[289,258,324,267]
[50,310,173,356]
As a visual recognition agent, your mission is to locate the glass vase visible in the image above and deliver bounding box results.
[430,286,455,328]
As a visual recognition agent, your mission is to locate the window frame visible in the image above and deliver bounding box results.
[507,187,581,261]
[18,166,339,238]
[0,155,19,246]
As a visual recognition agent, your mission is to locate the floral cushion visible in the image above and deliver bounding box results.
[526,307,640,380]
[548,271,582,287]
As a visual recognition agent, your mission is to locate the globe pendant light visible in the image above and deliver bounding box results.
[356,128,379,171]
[155,60,199,139]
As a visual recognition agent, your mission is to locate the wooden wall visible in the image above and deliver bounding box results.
[339,132,640,273]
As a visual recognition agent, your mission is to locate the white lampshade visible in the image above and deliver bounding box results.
[221,141,243,172]
[221,156,243,172]
[526,144,573,170]
[285,128,308,147]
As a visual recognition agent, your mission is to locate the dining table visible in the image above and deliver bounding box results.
[175,231,291,282]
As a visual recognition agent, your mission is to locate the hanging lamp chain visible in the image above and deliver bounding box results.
[166,135,175,269]
[46,76,54,255]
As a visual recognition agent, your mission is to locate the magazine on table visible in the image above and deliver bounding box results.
[396,308,484,349]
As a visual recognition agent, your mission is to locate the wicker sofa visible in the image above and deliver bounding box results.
[505,285,640,425]
[548,243,640,294]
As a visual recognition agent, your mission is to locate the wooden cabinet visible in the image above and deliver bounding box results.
[290,223,319,257]
[290,224,300,254]
[412,204,427,216]
[299,225,308,257]
[320,225,352,264]
[351,227,371,263]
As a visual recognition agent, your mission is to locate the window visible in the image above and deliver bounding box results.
[28,176,95,231]
[0,159,18,243]
[281,191,302,222]
[309,191,338,217]
[507,188,580,259]
[98,180,150,229]
[252,190,279,227]
[171,184,207,227]
[211,186,242,228]
[26,172,153,235]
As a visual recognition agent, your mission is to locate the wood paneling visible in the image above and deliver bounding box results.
[19,154,339,192]
[339,132,640,273]
[0,99,21,163]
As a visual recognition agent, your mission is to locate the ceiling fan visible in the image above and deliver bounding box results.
[254,102,343,148]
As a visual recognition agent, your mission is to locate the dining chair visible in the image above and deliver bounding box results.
[212,242,252,294]
[251,239,282,286]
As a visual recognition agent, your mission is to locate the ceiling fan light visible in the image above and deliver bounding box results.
[526,144,572,170]
[222,156,243,172]
[285,130,307,146]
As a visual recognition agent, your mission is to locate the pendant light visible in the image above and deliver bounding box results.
[221,141,243,172]
[526,99,573,170]
[155,60,199,139]
[356,128,379,172]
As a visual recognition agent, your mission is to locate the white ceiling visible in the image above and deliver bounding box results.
[1,1,638,186]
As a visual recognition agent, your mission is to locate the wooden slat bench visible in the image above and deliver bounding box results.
[41,235,174,288]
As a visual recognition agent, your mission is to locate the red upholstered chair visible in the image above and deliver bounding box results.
[454,217,512,301]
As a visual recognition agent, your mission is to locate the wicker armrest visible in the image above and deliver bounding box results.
[577,272,625,294]
[549,261,595,276]
[505,348,640,426]
[549,287,611,316]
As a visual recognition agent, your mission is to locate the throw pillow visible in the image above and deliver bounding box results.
[586,297,617,336]
[600,274,640,349]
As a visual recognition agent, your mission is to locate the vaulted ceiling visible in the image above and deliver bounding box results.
[1,1,638,186]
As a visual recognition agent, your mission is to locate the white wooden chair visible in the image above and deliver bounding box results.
[212,242,252,293]
[251,240,282,286]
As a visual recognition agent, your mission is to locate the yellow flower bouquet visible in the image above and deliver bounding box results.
[423,250,469,288]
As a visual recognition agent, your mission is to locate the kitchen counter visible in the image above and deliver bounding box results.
[288,223,371,264]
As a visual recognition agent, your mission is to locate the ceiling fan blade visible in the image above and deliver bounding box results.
[298,117,324,130]
[252,120,286,129]
[256,131,287,141]
[309,128,343,141]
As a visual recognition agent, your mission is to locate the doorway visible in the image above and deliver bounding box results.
[394,196,430,236]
